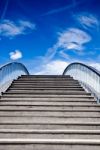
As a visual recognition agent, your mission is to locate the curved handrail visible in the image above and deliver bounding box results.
[0,62,29,94]
[63,62,100,103]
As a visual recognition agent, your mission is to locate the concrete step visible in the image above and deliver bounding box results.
[0,100,96,105]
[17,78,74,81]
[0,97,95,102]
[3,89,89,95]
[0,103,99,107]
[0,139,100,150]
[5,90,90,95]
[12,81,80,84]
[11,83,80,87]
[13,80,79,83]
[0,116,100,123]
[9,87,84,91]
[8,89,85,93]
[21,75,71,78]
[0,105,99,111]
[0,110,99,117]
[11,85,82,88]
[13,79,79,82]
[0,109,99,112]
[15,76,76,80]
[0,122,100,130]
[12,83,80,87]
[0,101,96,105]
[1,94,94,98]
[0,129,100,139]
[14,76,75,79]
[20,75,71,78]
[17,79,76,82]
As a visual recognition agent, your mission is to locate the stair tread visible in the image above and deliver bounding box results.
[0,99,95,101]
[0,103,98,106]
[0,139,100,145]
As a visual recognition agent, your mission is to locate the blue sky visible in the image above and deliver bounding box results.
[0,0,100,74]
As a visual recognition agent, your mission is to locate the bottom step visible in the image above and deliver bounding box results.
[0,139,100,150]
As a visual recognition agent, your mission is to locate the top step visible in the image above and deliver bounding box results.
[21,75,71,78]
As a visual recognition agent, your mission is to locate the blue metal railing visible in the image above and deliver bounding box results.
[0,62,29,94]
[63,62,100,103]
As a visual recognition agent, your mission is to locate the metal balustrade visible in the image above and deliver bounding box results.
[0,62,29,95]
[63,62,100,103]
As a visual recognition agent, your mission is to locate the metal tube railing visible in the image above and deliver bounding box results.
[0,62,29,94]
[63,62,100,103]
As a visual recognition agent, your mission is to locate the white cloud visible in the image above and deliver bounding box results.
[32,60,69,75]
[18,20,35,30]
[76,13,99,29]
[44,28,91,60]
[45,46,57,61]
[9,50,22,60]
[25,56,100,75]
[0,20,35,38]
[57,28,91,51]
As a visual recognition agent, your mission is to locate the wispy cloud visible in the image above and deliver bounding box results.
[18,20,35,29]
[1,0,9,20]
[0,20,36,38]
[9,50,22,60]
[42,0,82,16]
[57,28,91,51]
[59,50,70,59]
[45,28,91,60]
[76,13,99,30]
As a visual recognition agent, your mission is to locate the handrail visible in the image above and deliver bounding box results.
[63,62,100,103]
[0,62,29,94]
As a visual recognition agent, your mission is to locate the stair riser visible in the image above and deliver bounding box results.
[0,106,99,111]
[11,85,82,88]
[0,102,95,105]
[12,83,80,87]
[0,124,100,130]
[8,89,85,92]
[21,75,71,78]
[5,91,90,95]
[13,80,78,83]
[0,111,99,117]
[0,117,100,122]
[18,76,72,78]
[0,98,95,101]
[1,144,100,150]
[9,88,84,91]
[12,83,80,85]
[0,144,100,150]
[17,78,74,81]
[2,95,93,98]
[19,77,72,79]
[0,133,100,139]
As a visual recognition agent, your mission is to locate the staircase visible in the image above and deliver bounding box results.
[0,75,100,150]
